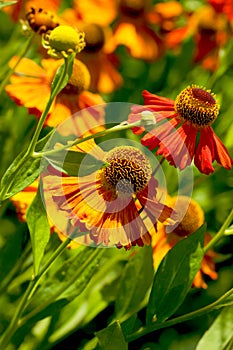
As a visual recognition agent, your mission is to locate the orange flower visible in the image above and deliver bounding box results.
[148,1,189,52]
[61,0,118,27]
[152,196,218,289]
[61,9,123,93]
[148,1,184,33]
[10,179,81,248]
[191,5,228,71]
[77,23,123,93]
[43,141,175,250]
[5,56,105,128]
[107,0,163,61]
[10,180,39,222]
[129,86,232,174]
[3,0,61,22]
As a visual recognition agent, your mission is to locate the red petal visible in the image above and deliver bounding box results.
[157,123,197,169]
[194,128,215,174]
[210,127,233,169]
[141,119,179,150]
[143,90,175,111]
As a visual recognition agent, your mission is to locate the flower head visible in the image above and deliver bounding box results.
[25,7,60,34]
[106,0,163,61]
[43,141,175,250]
[152,196,218,289]
[129,86,232,174]
[5,56,104,128]
[175,86,219,127]
[42,25,85,58]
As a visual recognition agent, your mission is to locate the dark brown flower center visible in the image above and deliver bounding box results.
[26,7,60,34]
[100,146,152,194]
[120,0,147,17]
[174,86,219,127]
[79,23,105,53]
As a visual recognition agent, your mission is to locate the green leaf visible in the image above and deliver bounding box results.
[45,150,105,176]
[0,153,40,201]
[115,245,154,320]
[21,248,104,325]
[196,306,233,350]
[51,54,75,97]
[26,186,50,276]
[95,321,128,350]
[0,130,55,201]
[146,225,205,324]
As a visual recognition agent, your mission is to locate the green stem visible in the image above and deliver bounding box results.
[33,121,141,158]
[0,34,34,95]
[27,57,70,156]
[19,248,105,327]
[0,237,71,349]
[0,57,69,200]
[126,287,233,343]
[204,209,233,254]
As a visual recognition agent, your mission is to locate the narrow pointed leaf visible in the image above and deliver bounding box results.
[26,187,50,276]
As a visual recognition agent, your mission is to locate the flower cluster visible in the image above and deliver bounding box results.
[2,0,233,298]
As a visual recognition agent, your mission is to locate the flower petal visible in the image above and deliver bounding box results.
[210,127,233,169]
[194,127,215,174]
[142,90,175,111]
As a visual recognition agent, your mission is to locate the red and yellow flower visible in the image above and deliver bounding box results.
[43,141,175,250]
[5,56,105,128]
[152,196,218,289]
[129,86,232,174]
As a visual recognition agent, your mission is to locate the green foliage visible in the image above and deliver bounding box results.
[115,245,154,320]
[0,0,233,349]
[196,306,233,350]
[146,226,205,324]
[26,186,50,276]
[96,321,128,350]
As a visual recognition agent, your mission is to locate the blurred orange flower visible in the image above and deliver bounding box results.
[191,5,228,71]
[61,6,123,94]
[152,196,218,289]
[3,0,61,22]
[5,56,105,128]
[10,180,39,222]
[61,0,118,27]
[107,0,163,61]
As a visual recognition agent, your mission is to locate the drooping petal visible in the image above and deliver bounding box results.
[194,127,215,174]
[90,195,151,248]
[210,127,233,169]
[157,123,197,169]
